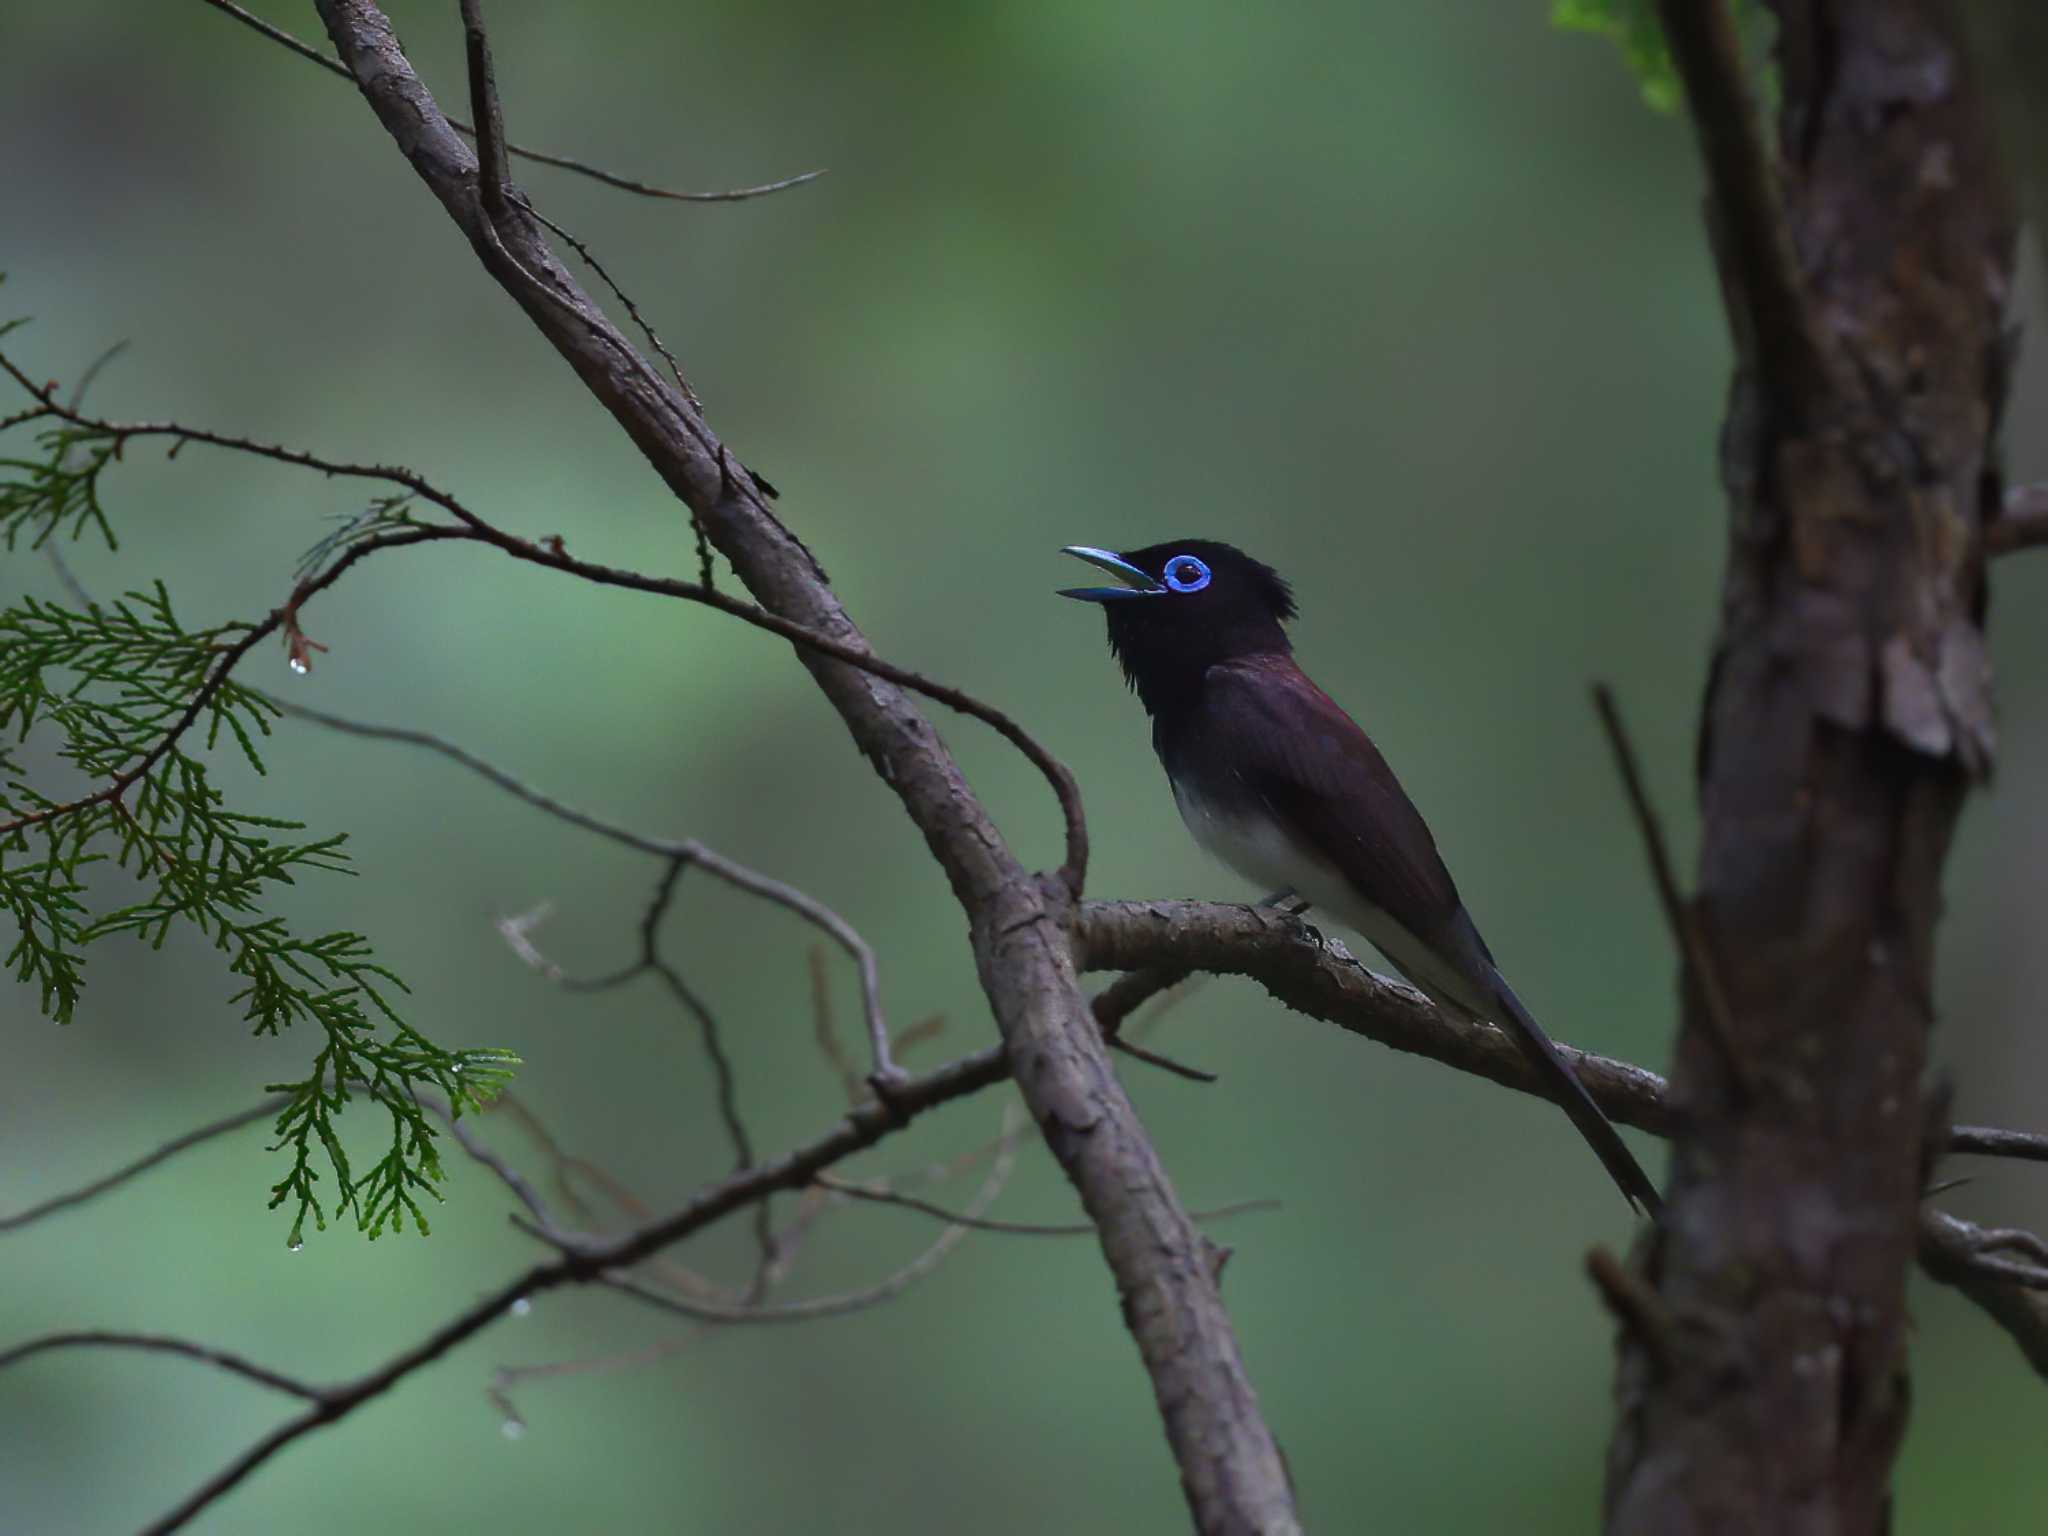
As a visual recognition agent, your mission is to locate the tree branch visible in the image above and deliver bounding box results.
[0,363,1087,885]
[1590,682,1749,1095]
[135,1039,1012,1533]
[0,1331,326,1403]
[195,0,824,203]
[0,518,467,837]
[1077,900,1677,1136]
[1987,481,2048,556]
[1919,1210,2048,1376]
[1655,0,1834,404]
[25,896,2048,1531]
[305,7,1293,1531]
[0,1099,284,1233]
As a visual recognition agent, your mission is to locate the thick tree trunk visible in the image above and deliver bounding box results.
[1608,4,2016,1532]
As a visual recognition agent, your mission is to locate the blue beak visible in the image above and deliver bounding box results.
[1057,545,1165,602]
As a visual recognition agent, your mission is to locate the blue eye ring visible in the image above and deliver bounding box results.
[1162,554,1211,593]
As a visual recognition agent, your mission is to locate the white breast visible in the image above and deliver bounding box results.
[1169,780,1489,1018]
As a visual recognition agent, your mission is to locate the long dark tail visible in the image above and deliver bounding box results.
[1484,969,1661,1216]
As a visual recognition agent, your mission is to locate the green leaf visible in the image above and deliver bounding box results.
[1551,0,1775,115]
[1552,0,1681,111]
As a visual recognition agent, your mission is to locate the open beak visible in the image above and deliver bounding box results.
[1057,545,1165,602]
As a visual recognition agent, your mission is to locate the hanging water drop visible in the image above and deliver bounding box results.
[287,654,309,676]
[287,1236,305,1253]
[509,1296,532,1317]
[500,1418,527,1441]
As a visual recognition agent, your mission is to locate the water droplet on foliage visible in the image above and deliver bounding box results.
[287,1237,305,1253]
[501,1418,526,1441]
[509,1296,531,1317]
[287,655,309,675]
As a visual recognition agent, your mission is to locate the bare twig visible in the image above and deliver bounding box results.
[138,1036,1012,1532]
[195,0,824,204]
[0,515,468,838]
[810,944,862,1105]
[487,1335,700,1437]
[478,1093,731,1303]
[1655,0,1834,404]
[1105,1032,1218,1083]
[513,193,697,408]
[0,403,53,434]
[1949,1125,2048,1163]
[601,1108,1026,1326]
[272,694,906,1088]
[0,352,1088,885]
[1591,682,1751,1096]
[489,861,773,1279]
[1988,481,2048,556]
[1586,1246,1680,1378]
[1920,1210,2048,1377]
[458,0,511,217]
[0,1099,285,1233]
[814,1176,1281,1238]
[1092,964,1195,1036]
[0,1332,326,1403]
[37,893,2048,1528]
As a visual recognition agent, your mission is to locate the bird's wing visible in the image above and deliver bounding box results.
[1202,655,1661,1214]
[1199,654,1487,975]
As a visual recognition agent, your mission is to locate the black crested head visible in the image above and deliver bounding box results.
[1058,539,1295,716]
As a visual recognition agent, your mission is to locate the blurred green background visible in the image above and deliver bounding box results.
[5,2,2046,1531]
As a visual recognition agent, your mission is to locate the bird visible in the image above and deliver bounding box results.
[1058,539,1660,1214]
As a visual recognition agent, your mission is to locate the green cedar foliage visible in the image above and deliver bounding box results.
[2,359,516,1249]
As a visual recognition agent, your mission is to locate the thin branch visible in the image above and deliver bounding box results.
[600,1109,1026,1326]
[1,358,1087,886]
[490,860,772,1277]
[513,193,696,408]
[1987,481,2048,556]
[1920,1210,2048,1377]
[1950,1125,2048,1163]
[814,1176,1281,1238]
[1080,899,1679,1136]
[1591,682,1752,1096]
[195,0,824,204]
[0,1099,284,1233]
[678,844,900,1086]
[1586,1246,1680,1378]
[1074,900,2048,1171]
[37,341,129,607]
[1105,1032,1217,1083]
[1092,964,1194,1036]
[0,520,467,837]
[0,403,53,434]
[426,1100,552,1227]
[140,1039,1010,1532]
[810,944,862,1105]
[60,897,2048,1527]
[479,1092,732,1303]
[1656,0,1834,404]
[488,1334,699,1437]
[301,8,1304,1527]
[0,1332,326,1403]
[457,0,510,218]
[0,351,495,532]
[271,694,907,1086]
